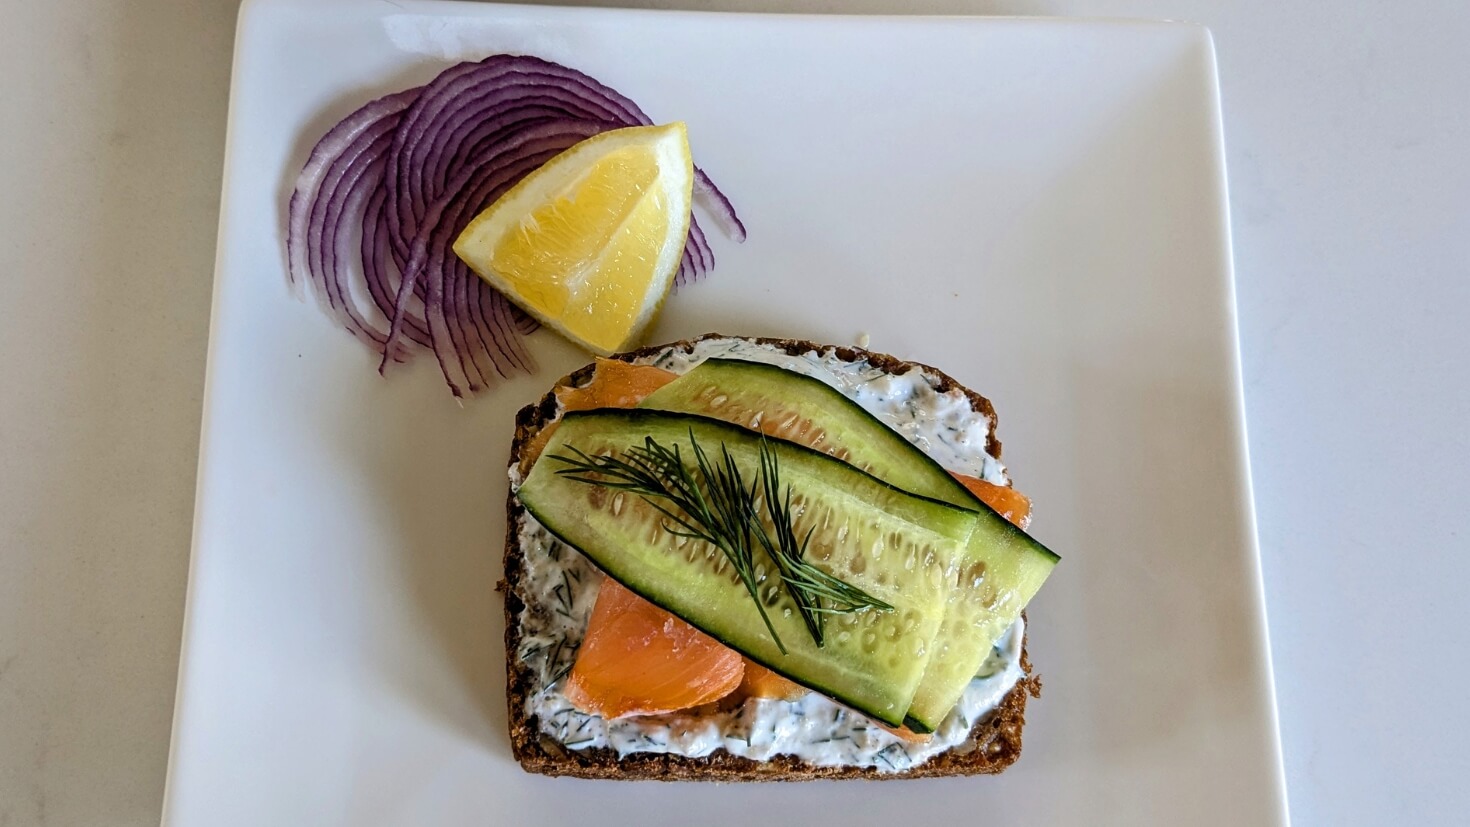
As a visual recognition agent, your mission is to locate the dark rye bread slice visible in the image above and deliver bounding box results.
[500,334,1042,780]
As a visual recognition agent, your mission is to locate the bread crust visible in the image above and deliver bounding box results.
[501,334,1041,780]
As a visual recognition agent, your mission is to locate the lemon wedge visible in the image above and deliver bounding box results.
[453,123,694,355]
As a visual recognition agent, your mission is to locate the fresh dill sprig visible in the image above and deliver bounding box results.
[753,438,894,646]
[549,432,892,652]
[550,433,787,653]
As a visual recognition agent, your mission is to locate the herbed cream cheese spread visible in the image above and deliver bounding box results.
[510,339,1026,772]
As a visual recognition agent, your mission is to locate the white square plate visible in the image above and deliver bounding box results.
[164,1,1288,824]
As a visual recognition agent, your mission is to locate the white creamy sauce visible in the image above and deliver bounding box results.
[510,339,1024,773]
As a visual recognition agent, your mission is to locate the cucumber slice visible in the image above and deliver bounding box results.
[639,357,1058,731]
[517,409,978,727]
[641,358,975,503]
[908,522,1051,731]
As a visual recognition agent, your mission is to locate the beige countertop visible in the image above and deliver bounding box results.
[2,1,1466,825]
[1,2,228,824]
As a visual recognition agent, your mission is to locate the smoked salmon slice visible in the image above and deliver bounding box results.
[523,359,678,467]
[556,358,678,411]
[736,660,807,702]
[950,472,1032,529]
[564,579,745,718]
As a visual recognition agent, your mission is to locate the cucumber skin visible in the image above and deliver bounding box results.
[518,408,979,727]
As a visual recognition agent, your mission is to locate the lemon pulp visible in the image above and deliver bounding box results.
[454,124,693,355]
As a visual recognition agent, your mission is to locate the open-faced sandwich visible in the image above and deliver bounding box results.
[502,334,1059,780]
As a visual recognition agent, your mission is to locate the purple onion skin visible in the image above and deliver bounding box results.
[286,55,744,397]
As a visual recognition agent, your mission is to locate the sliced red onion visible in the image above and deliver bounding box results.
[361,183,431,350]
[285,55,744,397]
[676,244,697,287]
[694,169,748,244]
[287,89,418,355]
[688,219,715,275]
